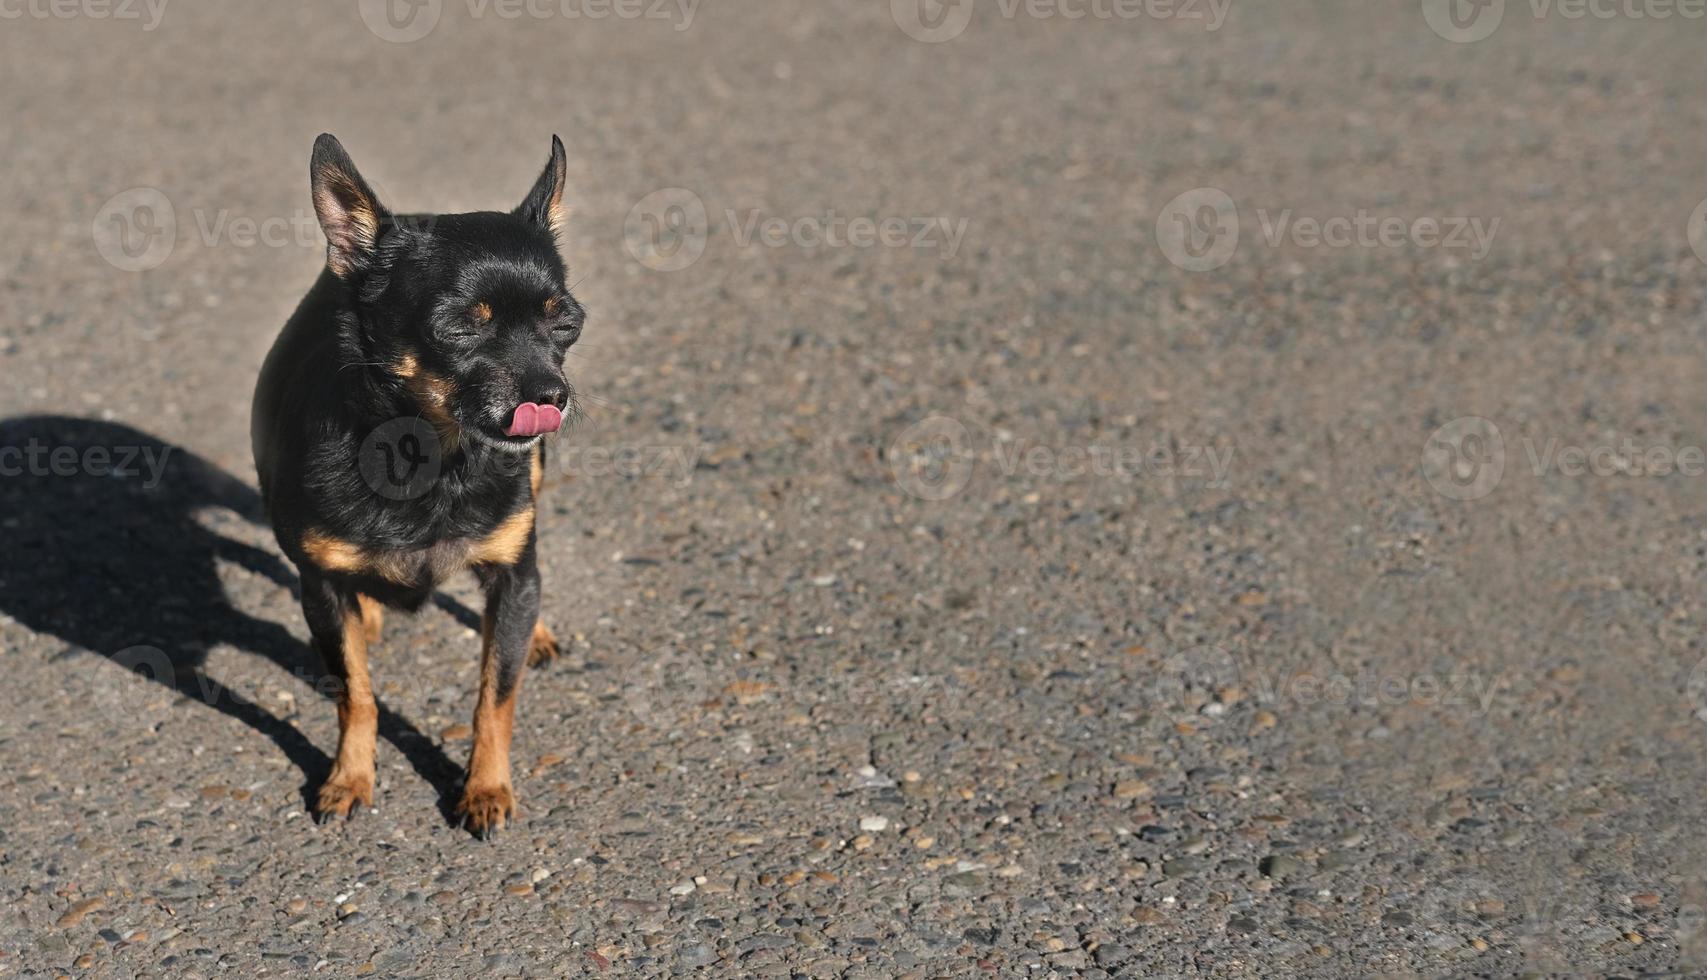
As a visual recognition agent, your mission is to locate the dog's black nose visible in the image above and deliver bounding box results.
[526,381,568,410]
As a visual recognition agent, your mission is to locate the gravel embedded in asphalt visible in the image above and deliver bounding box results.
[1,1,1706,976]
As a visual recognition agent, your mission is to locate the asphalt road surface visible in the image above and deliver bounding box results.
[2,0,1706,976]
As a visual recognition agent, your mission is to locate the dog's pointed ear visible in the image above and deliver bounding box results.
[514,135,568,237]
[311,134,387,279]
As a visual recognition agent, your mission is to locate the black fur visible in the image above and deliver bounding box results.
[250,134,583,832]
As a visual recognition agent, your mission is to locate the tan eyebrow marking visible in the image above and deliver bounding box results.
[472,301,493,323]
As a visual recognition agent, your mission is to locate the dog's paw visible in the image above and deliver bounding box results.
[526,621,560,668]
[457,783,516,839]
[316,770,374,821]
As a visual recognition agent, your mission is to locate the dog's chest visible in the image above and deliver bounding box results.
[300,506,535,592]
[368,538,490,591]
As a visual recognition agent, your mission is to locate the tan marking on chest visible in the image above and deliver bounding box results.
[302,529,421,584]
[300,509,534,585]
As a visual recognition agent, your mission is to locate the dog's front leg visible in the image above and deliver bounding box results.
[458,546,540,837]
[301,570,377,820]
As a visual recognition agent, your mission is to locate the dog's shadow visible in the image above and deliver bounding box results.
[0,415,476,819]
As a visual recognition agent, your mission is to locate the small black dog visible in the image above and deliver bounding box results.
[252,135,584,835]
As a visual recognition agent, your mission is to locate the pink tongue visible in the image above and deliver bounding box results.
[536,404,563,433]
[504,403,563,438]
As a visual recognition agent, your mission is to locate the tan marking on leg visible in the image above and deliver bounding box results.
[458,609,519,834]
[527,620,559,668]
[468,507,534,567]
[318,605,377,818]
[356,593,385,645]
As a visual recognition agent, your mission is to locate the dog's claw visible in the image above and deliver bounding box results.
[315,770,375,822]
[456,783,516,838]
[526,622,560,668]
